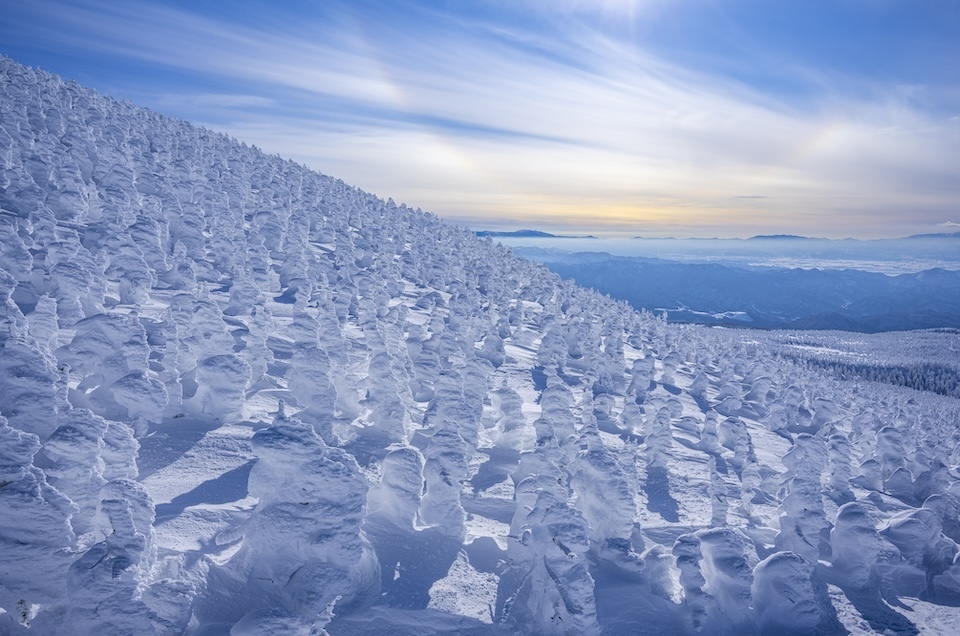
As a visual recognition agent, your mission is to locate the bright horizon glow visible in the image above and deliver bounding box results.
[1,0,958,238]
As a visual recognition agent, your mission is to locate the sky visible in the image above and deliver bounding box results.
[1,0,959,238]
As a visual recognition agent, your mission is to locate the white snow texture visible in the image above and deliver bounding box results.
[2,57,960,635]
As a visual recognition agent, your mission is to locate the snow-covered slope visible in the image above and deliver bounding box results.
[2,57,960,635]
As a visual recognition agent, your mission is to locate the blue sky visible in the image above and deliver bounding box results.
[2,0,959,238]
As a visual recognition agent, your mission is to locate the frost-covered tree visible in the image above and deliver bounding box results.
[752,552,835,635]
[211,408,379,624]
[500,475,600,634]
[775,434,829,562]
[0,417,76,622]
[571,419,640,561]
[67,494,157,636]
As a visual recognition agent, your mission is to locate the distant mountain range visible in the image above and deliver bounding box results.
[906,231,960,239]
[632,232,960,241]
[514,248,960,333]
[475,229,597,239]
[478,228,960,241]
[746,234,816,240]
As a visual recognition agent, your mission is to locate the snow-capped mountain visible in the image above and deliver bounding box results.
[2,57,960,635]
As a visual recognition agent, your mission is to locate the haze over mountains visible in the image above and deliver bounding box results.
[3,57,960,635]
[475,230,599,239]
[514,247,960,333]
[486,232,960,274]
[476,230,960,333]
[477,230,960,241]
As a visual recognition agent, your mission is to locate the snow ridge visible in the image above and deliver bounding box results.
[2,57,960,634]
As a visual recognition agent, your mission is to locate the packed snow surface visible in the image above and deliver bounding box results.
[2,57,960,634]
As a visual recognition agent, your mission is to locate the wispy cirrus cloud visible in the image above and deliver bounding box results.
[2,0,958,237]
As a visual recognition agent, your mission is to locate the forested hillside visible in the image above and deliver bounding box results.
[3,57,960,635]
